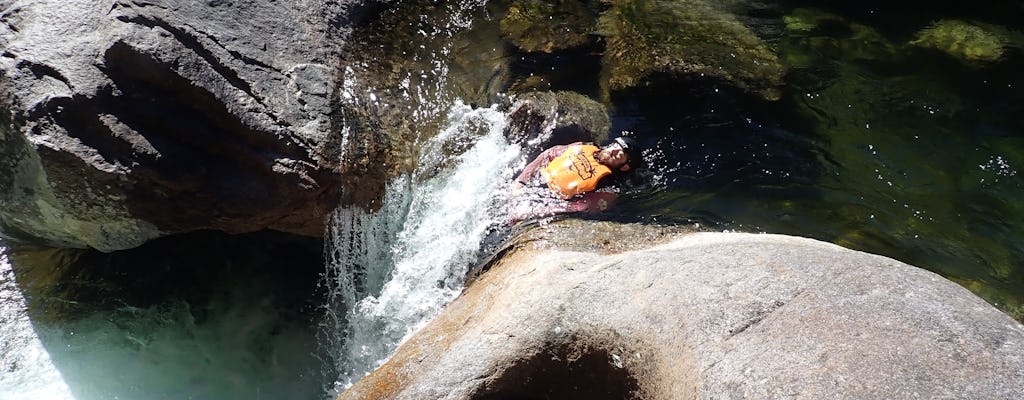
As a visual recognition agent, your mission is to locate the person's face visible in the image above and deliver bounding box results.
[598,143,631,172]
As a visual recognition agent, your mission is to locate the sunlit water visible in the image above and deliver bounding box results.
[321,101,520,392]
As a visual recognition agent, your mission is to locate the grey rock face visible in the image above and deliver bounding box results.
[0,0,361,250]
[340,223,1024,399]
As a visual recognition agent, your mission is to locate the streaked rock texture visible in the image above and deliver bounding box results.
[341,222,1024,399]
[0,0,360,251]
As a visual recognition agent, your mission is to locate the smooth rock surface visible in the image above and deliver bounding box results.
[341,222,1024,399]
[0,0,363,250]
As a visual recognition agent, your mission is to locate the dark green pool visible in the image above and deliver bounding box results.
[584,2,1024,319]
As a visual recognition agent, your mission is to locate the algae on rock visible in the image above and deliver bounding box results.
[596,0,784,101]
[780,8,897,68]
[911,19,1023,63]
[500,0,598,53]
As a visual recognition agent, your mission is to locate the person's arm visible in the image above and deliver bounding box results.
[515,145,568,185]
[565,191,618,213]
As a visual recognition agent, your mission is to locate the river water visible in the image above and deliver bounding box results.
[1,1,1023,399]
[321,102,519,392]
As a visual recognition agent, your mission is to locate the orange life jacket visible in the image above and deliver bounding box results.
[541,144,612,199]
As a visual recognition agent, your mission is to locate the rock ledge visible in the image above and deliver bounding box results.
[341,224,1024,399]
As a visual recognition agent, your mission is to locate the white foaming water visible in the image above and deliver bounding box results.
[0,245,74,400]
[322,101,520,391]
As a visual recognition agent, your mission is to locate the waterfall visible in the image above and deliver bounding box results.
[321,101,520,392]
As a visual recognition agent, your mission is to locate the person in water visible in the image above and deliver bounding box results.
[509,136,641,219]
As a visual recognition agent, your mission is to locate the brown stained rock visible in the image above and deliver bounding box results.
[340,222,1024,399]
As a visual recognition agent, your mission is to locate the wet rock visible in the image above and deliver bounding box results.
[0,0,364,250]
[911,20,1022,63]
[340,221,1024,400]
[597,0,784,101]
[499,0,598,53]
[335,0,511,202]
[503,91,611,149]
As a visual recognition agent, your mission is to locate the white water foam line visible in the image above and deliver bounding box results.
[323,101,520,391]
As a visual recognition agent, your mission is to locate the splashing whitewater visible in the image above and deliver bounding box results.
[320,101,521,392]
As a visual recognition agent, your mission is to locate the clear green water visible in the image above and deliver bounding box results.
[591,3,1024,319]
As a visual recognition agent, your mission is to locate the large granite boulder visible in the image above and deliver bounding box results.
[340,221,1024,399]
[0,0,363,251]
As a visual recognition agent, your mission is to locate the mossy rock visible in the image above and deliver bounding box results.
[597,0,784,101]
[783,8,846,34]
[911,20,1021,63]
[500,0,598,53]
[780,8,897,67]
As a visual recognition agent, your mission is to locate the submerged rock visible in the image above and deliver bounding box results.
[597,0,784,101]
[781,8,897,66]
[911,19,1022,63]
[0,0,364,250]
[340,221,1024,399]
[499,0,598,53]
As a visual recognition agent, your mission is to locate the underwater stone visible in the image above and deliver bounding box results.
[782,7,846,33]
[911,20,1019,63]
[499,0,597,53]
[597,0,784,101]
[781,9,897,67]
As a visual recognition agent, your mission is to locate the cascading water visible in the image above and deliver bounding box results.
[321,101,521,392]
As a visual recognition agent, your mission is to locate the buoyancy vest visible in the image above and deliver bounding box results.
[541,144,612,199]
